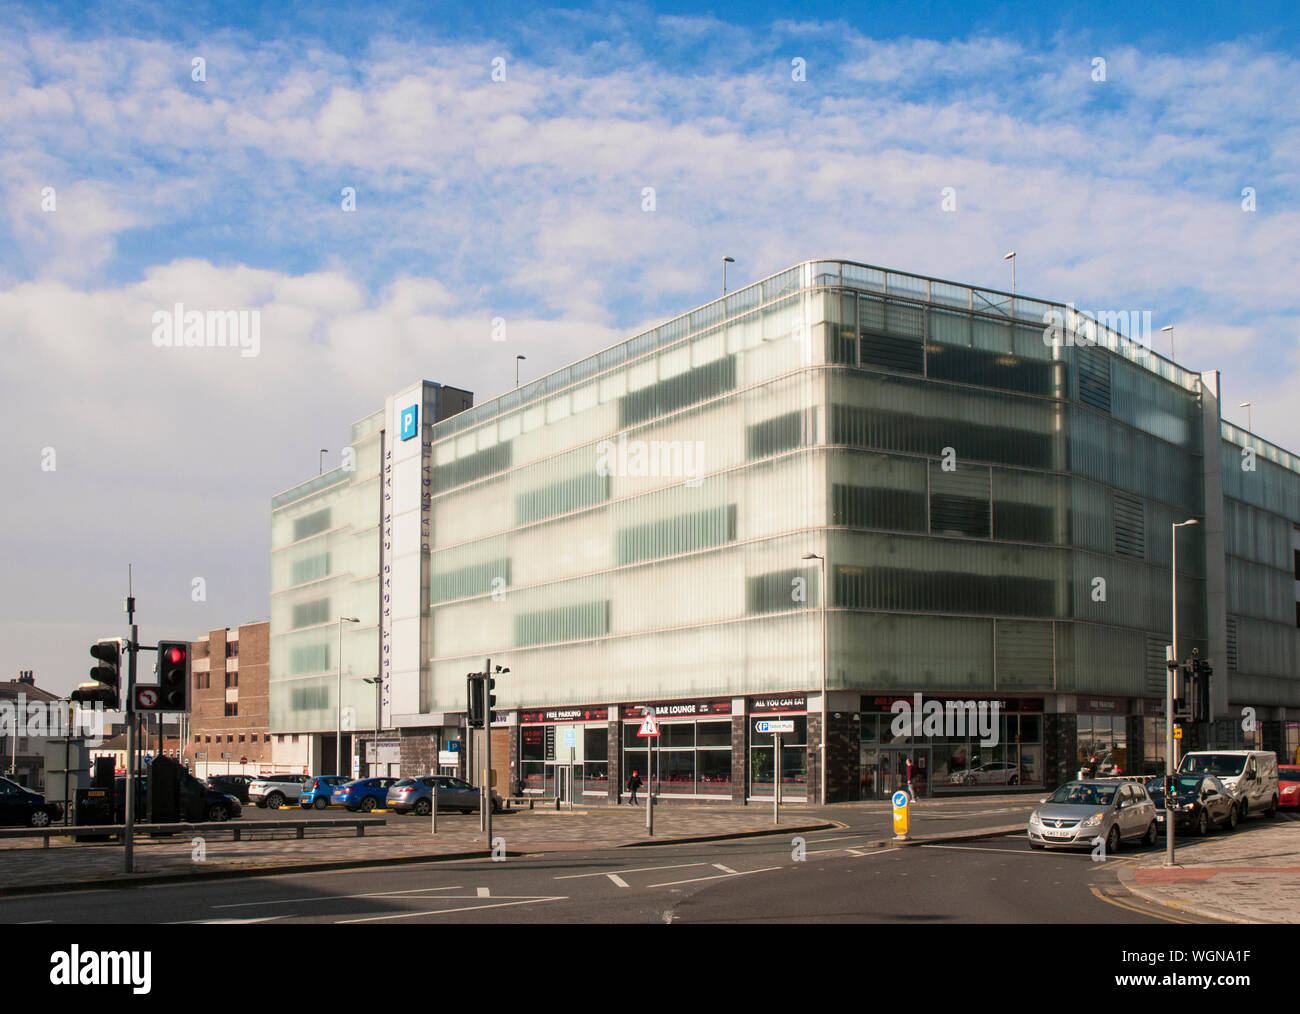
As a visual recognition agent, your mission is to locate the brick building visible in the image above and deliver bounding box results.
[0,671,61,789]
[185,622,274,778]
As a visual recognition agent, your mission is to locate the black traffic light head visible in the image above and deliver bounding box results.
[155,640,191,712]
[487,675,496,713]
[466,674,484,728]
[74,638,124,709]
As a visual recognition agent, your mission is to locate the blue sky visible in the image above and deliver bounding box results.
[2,1,1298,693]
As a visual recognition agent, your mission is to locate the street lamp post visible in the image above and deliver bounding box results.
[802,551,829,805]
[1161,325,1175,361]
[336,617,359,776]
[1168,519,1198,867]
[363,676,381,777]
[1003,251,1015,304]
[1239,402,1252,432]
[723,256,735,295]
[515,354,526,388]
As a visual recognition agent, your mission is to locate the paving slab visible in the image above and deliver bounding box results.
[1118,815,1300,923]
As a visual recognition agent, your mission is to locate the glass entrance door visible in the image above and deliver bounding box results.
[552,764,573,803]
[879,748,930,799]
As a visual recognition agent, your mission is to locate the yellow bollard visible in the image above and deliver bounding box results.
[892,790,910,839]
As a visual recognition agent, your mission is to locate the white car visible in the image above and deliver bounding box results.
[950,762,1020,786]
[1178,751,1279,820]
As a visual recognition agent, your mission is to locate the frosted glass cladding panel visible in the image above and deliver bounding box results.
[428,610,817,712]
[835,613,995,691]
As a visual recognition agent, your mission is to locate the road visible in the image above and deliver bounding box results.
[0,797,1216,924]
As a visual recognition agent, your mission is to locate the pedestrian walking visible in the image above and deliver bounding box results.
[628,769,642,806]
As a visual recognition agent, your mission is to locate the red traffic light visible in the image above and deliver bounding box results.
[164,646,186,664]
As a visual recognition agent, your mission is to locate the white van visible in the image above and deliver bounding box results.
[1178,750,1279,819]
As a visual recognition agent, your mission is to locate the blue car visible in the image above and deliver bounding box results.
[299,775,351,809]
[331,778,397,812]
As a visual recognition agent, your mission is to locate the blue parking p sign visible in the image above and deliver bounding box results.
[400,404,419,441]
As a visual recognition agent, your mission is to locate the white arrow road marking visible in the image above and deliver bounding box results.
[648,866,780,888]
[606,874,629,888]
[213,886,463,909]
[555,862,707,880]
[336,896,566,923]
[712,864,737,874]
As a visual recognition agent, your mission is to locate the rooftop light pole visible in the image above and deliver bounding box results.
[1161,324,1175,361]
[1239,402,1252,432]
[515,354,527,389]
[1003,251,1015,305]
[723,256,735,295]
[1167,519,1199,868]
[319,449,329,475]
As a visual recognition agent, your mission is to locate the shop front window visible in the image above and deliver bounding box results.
[750,716,807,799]
[619,719,732,797]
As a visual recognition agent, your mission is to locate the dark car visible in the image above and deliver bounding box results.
[205,774,256,804]
[114,774,242,822]
[0,776,62,827]
[1148,773,1237,835]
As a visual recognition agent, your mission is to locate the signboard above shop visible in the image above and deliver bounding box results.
[520,706,610,724]
[749,695,807,714]
[625,700,730,719]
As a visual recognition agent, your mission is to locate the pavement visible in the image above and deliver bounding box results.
[0,804,837,894]
[1118,812,1300,923]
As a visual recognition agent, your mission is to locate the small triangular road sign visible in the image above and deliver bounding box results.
[637,716,660,737]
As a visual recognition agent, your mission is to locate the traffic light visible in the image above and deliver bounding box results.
[486,676,496,717]
[1191,657,1212,723]
[466,674,484,728]
[72,638,124,709]
[156,640,191,711]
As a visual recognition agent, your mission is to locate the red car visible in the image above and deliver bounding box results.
[1279,765,1300,809]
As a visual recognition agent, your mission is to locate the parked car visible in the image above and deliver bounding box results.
[300,775,352,809]
[949,762,1020,786]
[1027,779,1157,852]
[205,774,256,803]
[1147,773,1237,835]
[248,773,311,809]
[1278,765,1300,809]
[1178,750,1279,820]
[332,778,397,812]
[113,774,242,822]
[386,776,502,815]
[0,776,62,827]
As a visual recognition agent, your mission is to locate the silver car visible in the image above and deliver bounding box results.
[1027,780,1158,852]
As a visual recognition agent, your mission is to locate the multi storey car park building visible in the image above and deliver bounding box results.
[269,259,1300,802]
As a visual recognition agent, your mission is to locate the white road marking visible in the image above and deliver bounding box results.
[476,887,490,897]
[712,864,737,874]
[920,843,1102,858]
[213,886,463,909]
[167,916,290,924]
[555,862,707,880]
[17,919,52,924]
[336,896,565,923]
[607,874,629,888]
[648,866,780,888]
